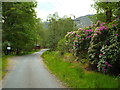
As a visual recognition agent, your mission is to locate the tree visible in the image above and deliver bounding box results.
[91,1,120,23]
[2,2,37,54]
[47,13,75,50]
[34,18,49,48]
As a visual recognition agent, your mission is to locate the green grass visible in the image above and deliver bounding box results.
[0,57,2,80]
[0,55,9,80]
[42,51,119,88]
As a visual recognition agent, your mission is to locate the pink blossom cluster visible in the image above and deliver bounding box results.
[100,22,105,26]
[105,62,112,67]
[67,31,74,35]
[115,34,118,36]
[102,66,107,72]
[67,32,72,34]
[97,26,108,31]
[79,28,83,30]
[73,45,77,47]
[75,35,81,37]
[99,53,103,55]
[85,29,92,32]
[82,38,85,40]
[86,36,91,38]
[74,40,78,42]
[102,62,112,71]
[112,24,116,26]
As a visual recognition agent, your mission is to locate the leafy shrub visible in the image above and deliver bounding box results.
[65,25,95,59]
[57,38,69,54]
[65,18,120,74]
[97,27,120,74]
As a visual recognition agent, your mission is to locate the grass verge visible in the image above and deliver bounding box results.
[42,51,119,88]
[0,55,9,80]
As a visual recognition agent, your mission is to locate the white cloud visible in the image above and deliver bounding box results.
[35,0,96,21]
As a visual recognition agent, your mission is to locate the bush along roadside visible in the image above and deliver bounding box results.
[65,17,120,75]
[42,51,119,88]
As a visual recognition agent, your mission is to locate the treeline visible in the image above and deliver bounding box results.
[37,13,75,50]
[2,2,42,55]
[2,2,76,55]
[90,1,120,23]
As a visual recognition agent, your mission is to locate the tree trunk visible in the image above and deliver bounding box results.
[106,9,112,23]
[105,2,112,23]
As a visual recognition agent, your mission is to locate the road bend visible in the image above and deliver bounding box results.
[2,49,64,88]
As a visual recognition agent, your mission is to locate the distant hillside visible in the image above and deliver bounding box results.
[74,14,93,28]
[44,14,94,29]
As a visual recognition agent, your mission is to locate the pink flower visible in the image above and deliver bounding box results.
[86,36,91,38]
[79,28,83,30]
[108,64,112,67]
[100,26,105,29]
[112,24,116,26]
[82,38,85,40]
[95,31,98,33]
[93,24,96,26]
[103,69,106,71]
[76,35,81,37]
[100,53,103,55]
[97,28,102,31]
[94,33,98,36]
[97,26,108,31]
[97,20,100,22]
[100,22,105,26]
[105,62,108,65]
[73,45,76,47]
[86,29,92,32]
[115,34,118,36]
[74,40,77,42]
[67,32,72,34]
[104,26,108,30]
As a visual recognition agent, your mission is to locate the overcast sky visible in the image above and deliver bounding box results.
[35,0,96,21]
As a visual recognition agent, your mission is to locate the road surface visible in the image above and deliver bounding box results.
[2,49,64,88]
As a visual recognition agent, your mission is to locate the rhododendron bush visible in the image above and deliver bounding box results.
[65,18,120,74]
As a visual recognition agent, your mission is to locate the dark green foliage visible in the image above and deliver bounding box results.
[91,1,120,23]
[2,2,38,54]
[47,13,74,50]
[57,38,69,54]
[65,17,120,74]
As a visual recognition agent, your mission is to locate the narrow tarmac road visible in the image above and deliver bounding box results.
[2,49,64,88]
